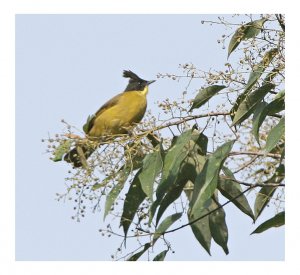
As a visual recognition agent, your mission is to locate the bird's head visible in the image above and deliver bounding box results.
[123,70,156,93]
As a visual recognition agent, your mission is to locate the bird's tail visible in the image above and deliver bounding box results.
[64,144,95,168]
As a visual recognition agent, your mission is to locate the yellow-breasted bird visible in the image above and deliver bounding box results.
[64,70,156,167]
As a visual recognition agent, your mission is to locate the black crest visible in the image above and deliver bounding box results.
[123,70,144,82]
[123,70,148,92]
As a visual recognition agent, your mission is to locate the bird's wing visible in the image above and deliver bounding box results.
[84,93,122,134]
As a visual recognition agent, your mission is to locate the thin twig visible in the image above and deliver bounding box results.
[229,151,281,159]
[222,176,285,187]
[233,155,259,174]
[275,14,285,32]
[164,184,254,234]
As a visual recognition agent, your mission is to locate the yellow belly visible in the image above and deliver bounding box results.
[88,91,147,137]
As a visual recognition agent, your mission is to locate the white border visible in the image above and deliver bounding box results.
[1,0,297,274]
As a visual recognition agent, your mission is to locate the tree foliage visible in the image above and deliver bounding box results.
[45,14,285,260]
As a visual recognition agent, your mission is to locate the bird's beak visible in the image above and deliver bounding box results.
[147,80,156,85]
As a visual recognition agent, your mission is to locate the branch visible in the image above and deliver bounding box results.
[275,14,285,32]
[155,111,231,131]
[229,151,281,159]
[233,155,259,174]
[222,176,285,188]
[164,177,285,235]
[164,184,254,235]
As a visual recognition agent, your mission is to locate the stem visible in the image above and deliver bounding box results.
[229,151,281,159]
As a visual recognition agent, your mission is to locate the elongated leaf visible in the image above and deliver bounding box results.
[156,130,193,199]
[252,101,268,145]
[228,18,267,58]
[254,186,277,220]
[244,48,278,92]
[155,140,206,224]
[265,117,285,153]
[120,170,146,237]
[138,145,163,200]
[190,140,235,219]
[102,164,135,218]
[104,182,125,219]
[232,83,275,127]
[230,49,278,123]
[153,250,168,261]
[92,173,116,191]
[218,178,254,221]
[209,198,229,255]
[189,205,212,255]
[268,90,285,115]
[253,164,284,220]
[251,211,285,234]
[252,91,285,145]
[149,130,193,223]
[189,85,226,111]
[93,160,135,191]
[222,166,236,179]
[127,243,151,261]
[195,132,208,156]
[153,213,182,244]
[52,140,72,162]
[186,178,212,255]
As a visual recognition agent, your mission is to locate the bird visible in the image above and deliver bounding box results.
[64,70,156,168]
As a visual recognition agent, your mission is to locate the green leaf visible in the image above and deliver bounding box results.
[252,91,285,145]
[265,117,285,153]
[104,181,126,219]
[231,83,275,127]
[155,136,207,225]
[251,211,285,234]
[92,170,121,191]
[252,101,268,145]
[82,114,95,134]
[120,170,146,237]
[230,49,278,123]
[228,18,267,58]
[222,166,236,179]
[127,243,151,261]
[244,48,278,92]
[149,130,193,223]
[93,160,135,191]
[153,213,182,244]
[156,130,193,199]
[138,144,163,200]
[218,178,254,221]
[254,164,283,220]
[189,85,226,111]
[194,132,209,156]
[269,164,285,183]
[153,250,168,261]
[185,177,212,255]
[268,90,285,115]
[52,140,72,162]
[209,198,229,255]
[254,186,277,220]
[189,140,235,219]
[189,204,212,255]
